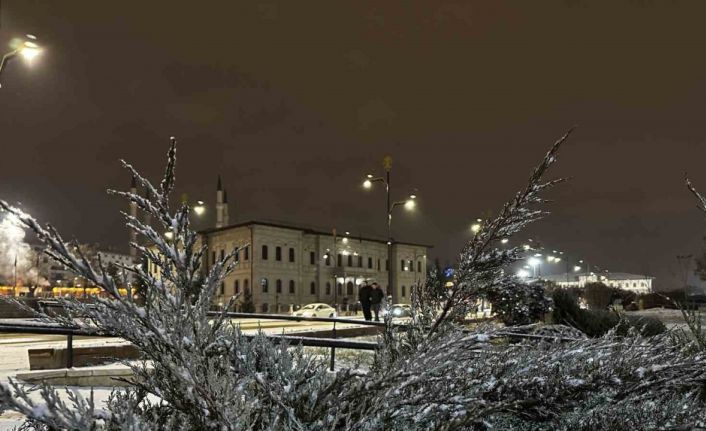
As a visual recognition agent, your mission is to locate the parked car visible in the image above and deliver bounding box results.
[293,303,337,318]
[382,303,412,318]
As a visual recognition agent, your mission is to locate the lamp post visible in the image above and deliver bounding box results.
[323,228,341,310]
[0,35,41,88]
[362,156,417,303]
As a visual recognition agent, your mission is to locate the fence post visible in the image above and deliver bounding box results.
[329,321,337,371]
[66,334,74,368]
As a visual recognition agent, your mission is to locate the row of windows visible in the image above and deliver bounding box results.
[400,260,423,272]
[211,246,250,266]
[211,245,424,275]
[220,279,410,298]
[261,245,298,262]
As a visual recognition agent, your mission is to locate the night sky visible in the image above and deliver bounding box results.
[2,1,706,290]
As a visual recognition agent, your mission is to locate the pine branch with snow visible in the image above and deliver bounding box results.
[3,133,706,430]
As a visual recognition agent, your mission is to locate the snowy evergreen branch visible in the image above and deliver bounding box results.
[429,128,573,334]
[4,133,706,430]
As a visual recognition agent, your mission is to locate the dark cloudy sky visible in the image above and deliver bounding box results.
[2,1,706,289]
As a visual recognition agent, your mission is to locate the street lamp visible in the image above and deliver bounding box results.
[193,200,206,216]
[0,35,41,87]
[528,257,541,277]
[361,155,418,303]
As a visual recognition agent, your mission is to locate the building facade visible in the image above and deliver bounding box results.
[542,272,654,294]
[199,221,429,313]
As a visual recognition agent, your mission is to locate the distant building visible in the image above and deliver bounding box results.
[189,220,429,313]
[542,272,654,294]
[142,175,431,313]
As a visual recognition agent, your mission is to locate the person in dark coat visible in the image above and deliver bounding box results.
[370,282,384,322]
[358,283,373,321]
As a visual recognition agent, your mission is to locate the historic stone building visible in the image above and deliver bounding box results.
[142,176,430,313]
[200,221,429,313]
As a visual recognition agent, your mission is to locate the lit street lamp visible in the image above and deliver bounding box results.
[0,35,41,88]
[361,155,417,303]
[193,200,206,216]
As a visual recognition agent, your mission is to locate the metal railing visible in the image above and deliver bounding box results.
[0,312,384,371]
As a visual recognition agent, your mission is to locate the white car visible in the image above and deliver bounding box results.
[382,303,412,318]
[293,303,337,318]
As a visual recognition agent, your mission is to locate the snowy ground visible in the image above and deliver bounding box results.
[625,308,706,329]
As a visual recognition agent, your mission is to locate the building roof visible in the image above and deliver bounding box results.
[198,219,433,248]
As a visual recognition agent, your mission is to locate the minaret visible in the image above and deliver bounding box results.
[223,189,230,226]
[216,175,224,228]
[129,176,138,259]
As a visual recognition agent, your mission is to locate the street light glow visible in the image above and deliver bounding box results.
[547,256,555,262]
[404,197,416,210]
[517,269,530,278]
[164,231,174,240]
[193,200,206,216]
[528,257,541,267]
[523,244,531,250]
[574,265,582,272]
[470,223,481,233]
[363,179,372,189]
[501,238,509,244]
[20,41,41,61]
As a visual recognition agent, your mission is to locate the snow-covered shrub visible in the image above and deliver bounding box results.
[485,279,550,326]
[2,131,706,430]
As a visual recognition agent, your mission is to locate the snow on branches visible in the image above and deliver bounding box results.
[2,132,706,430]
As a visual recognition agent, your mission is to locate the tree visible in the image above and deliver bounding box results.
[4,131,706,430]
[485,279,551,326]
[582,282,615,309]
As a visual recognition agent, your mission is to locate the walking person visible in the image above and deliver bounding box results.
[370,282,384,322]
[358,282,373,321]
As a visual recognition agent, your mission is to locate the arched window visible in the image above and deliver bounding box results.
[275,246,282,261]
[337,283,343,295]
[289,280,295,294]
[261,278,268,293]
[401,260,405,271]
[358,256,363,267]
[325,254,331,266]
[401,285,406,297]
[377,259,381,270]
[418,261,422,273]
[244,246,249,260]
[386,285,391,296]
[261,245,268,260]
[244,278,249,291]
[310,251,315,265]
[276,279,282,293]
[337,254,342,267]
[289,248,295,262]
[220,282,225,295]
[310,281,316,295]
[346,281,354,295]
[326,282,331,295]
[234,280,240,294]
[348,255,353,267]
[261,303,269,313]
[409,260,413,272]
[368,257,373,269]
